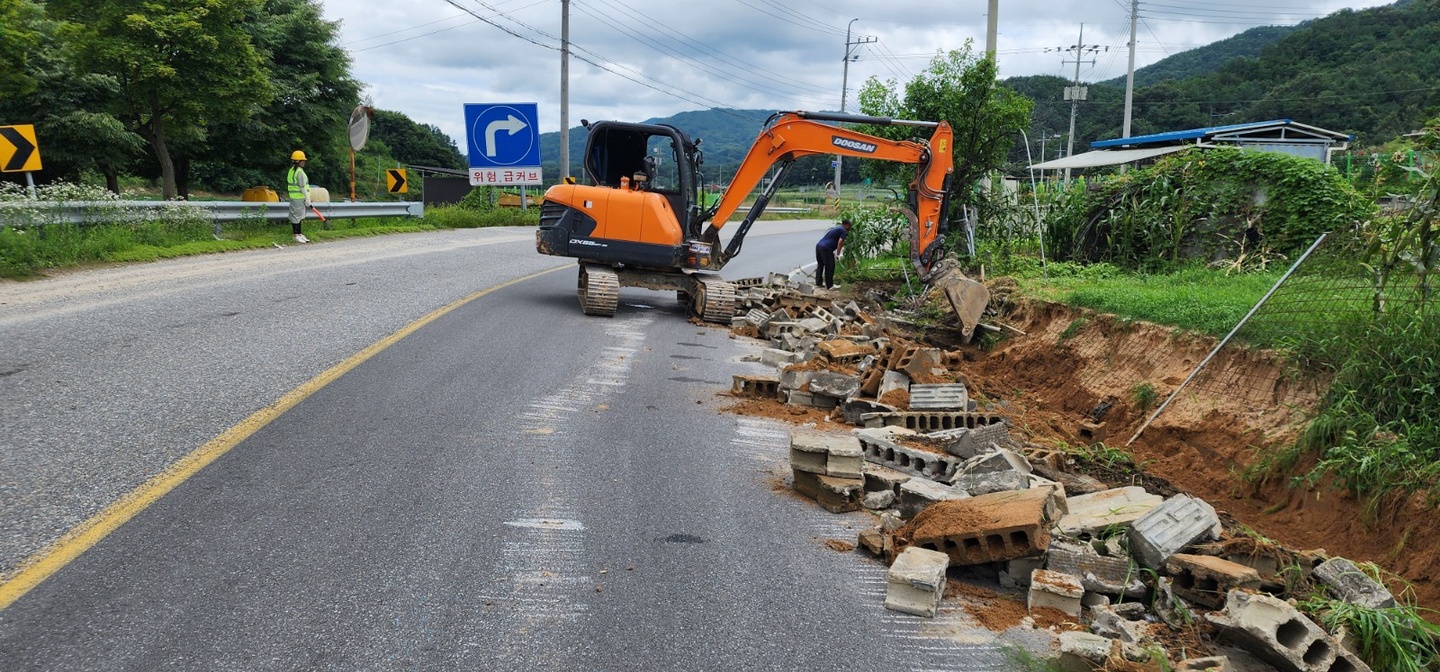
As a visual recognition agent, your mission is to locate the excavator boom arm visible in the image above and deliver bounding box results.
[704,111,953,275]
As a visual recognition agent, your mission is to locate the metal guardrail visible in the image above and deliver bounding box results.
[0,200,424,225]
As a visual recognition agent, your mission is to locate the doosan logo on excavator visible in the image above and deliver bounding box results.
[831,136,877,153]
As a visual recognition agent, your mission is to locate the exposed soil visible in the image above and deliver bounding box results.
[967,296,1440,613]
[946,579,1029,632]
[724,282,1440,614]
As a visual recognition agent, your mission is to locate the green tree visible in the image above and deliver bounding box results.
[0,0,44,97]
[197,0,360,195]
[0,2,145,191]
[856,43,1033,210]
[50,0,273,199]
[371,109,465,170]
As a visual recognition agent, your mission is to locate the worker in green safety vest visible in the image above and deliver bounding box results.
[287,150,311,243]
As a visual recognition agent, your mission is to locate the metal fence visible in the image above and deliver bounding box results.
[0,200,423,226]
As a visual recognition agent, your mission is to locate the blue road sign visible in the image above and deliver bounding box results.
[465,103,541,169]
[464,103,542,186]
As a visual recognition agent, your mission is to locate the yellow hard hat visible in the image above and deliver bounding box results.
[291,150,307,161]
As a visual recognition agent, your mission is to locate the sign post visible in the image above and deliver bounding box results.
[464,103,543,197]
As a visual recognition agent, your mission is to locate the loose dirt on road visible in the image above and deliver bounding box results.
[721,280,1440,614]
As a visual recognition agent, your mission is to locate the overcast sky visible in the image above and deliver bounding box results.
[316,0,1394,149]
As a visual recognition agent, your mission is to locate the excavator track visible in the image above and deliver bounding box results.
[578,263,620,317]
[692,274,736,324]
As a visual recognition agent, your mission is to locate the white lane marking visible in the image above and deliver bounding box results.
[503,518,585,531]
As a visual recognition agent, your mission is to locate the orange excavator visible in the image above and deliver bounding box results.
[538,110,983,334]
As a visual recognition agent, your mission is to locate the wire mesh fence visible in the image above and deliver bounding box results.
[1067,229,1436,432]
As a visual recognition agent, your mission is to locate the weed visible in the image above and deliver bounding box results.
[1299,595,1440,672]
[1131,382,1159,412]
[1057,317,1088,342]
[1000,644,1063,672]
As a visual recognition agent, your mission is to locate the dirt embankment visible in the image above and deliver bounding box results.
[973,297,1439,612]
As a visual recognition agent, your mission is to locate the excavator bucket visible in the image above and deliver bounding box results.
[927,261,989,343]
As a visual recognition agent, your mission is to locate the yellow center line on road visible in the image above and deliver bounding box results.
[0,265,570,611]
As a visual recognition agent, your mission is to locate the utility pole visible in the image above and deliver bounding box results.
[985,0,998,58]
[1060,24,1102,186]
[1122,0,1137,140]
[834,18,874,200]
[560,0,570,180]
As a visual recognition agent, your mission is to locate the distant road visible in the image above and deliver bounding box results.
[0,222,1026,669]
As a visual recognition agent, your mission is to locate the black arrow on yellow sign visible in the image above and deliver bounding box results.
[386,168,407,194]
[0,125,43,173]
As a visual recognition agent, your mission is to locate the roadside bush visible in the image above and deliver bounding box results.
[1045,147,1374,271]
[423,204,538,228]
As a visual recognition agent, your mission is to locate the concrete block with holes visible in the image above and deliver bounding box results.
[885,546,949,618]
[854,428,965,483]
[1127,494,1222,568]
[1314,557,1396,610]
[1046,539,1146,599]
[859,411,1008,434]
[731,374,779,398]
[904,487,1053,565]
[760,347,801,367]
[895,346,943,381]
[789,428,864,478]
[932,421,1013,458]
[1206,590,1372,672]
[1165,554,1262,609]
[1057,486,1164,539]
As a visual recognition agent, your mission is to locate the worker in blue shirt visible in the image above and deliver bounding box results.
[815,218,851,289]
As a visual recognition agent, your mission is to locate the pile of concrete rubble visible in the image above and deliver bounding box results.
[723,274,1395,672]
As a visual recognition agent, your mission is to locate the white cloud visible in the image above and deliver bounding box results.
[318,0,1394,147]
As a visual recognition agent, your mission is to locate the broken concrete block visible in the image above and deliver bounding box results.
[862,462,911,494]
[932,422,1013,458]
[1091,605,1149,643]
[1057,631,1123,671]
[778,367,813,391]
[1058,486,1164,539]
[791,469,864,513]
[1026,477,1069,520]
[797,317,830,334]
[817,338,872,364]
[809,371,861,399]
[1166,554,1262,609]
[731,374,779,398]
[898,477,968,520]
[885,546,949,618]
[745,308,771,327]
[730,316,750,329]
[1314,557,1396,610]
[863,490,896,510]
[1206,589,1373,672]
[857,528,888,557]
[1081,592,1111,611]
[760,347,800,367]
[896,346,943,381]
[908,383,969,411]
[1175,656,1233,672]
[960,448,1033,476]
[951,470,1028,496]
[1046,539,1146,599]
[1004,556,1045,587]
[878,370,911,398]
[841,399,898,425]
[1029,569,1084,618]
[854,428,965,483]
[783,389,839,410]
[1127,494,1222,569]
[905,488,1053,565]
[789,428,864,478]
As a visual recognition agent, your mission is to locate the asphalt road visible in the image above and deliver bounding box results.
[0,223,1030,670]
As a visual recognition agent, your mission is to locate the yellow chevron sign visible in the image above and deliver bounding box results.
[0,124,42,173]
[386,168,407,194]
